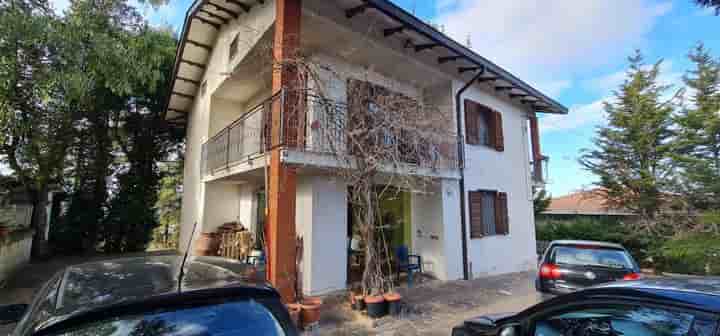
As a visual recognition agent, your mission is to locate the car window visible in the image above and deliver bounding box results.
[50,299,286,336]
[533,305,715,336]
[551,246,635,269]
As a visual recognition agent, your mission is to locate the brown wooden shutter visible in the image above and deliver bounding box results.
[495,192,509,235]
[494,110,504,152]
[464,100,479,145]
[468,191,484,238]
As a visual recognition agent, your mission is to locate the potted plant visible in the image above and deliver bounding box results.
[300,296,323,327]
[364,294,387,318]
[383,292,402,316]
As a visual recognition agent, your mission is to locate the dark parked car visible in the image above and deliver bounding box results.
[453,277,720,336]
[536,240,641,295]
[0,255,297,336]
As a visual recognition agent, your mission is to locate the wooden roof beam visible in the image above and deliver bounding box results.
[346,3,371,18]
[495,86,514,92]
[181,59,206,69]
[173,91,195,100]
[198,8,229,24]
[415,43,439,52]
[438,55,464,64]
[225,0,250,12]
[206,3,239,18]
[458,66,482,74]
[192,16,220,30]
[383,26,405,37]
[177,76,200,85]
[509,93,528,99]
[187,39,213,52]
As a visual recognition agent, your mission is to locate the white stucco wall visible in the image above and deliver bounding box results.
[179,2,275,250]
[237,184,257,231]
[457,80,538,277]
[295,175,348,295]
[411,179,463,281]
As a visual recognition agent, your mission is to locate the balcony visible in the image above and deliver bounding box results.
[531,155,549,185]
[201,90,460,178]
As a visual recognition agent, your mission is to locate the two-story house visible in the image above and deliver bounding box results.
[165,0,567,301]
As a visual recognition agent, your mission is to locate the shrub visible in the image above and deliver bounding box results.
[536,217,653,265]
[653,234,720,275]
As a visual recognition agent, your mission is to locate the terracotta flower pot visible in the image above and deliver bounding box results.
[384,292,402,316]
[300,296,323,327]
[364,295,387,318]
[286,303,302,328]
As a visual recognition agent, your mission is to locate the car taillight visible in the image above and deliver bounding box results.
[623,273,642,281]
[540,264,561,279]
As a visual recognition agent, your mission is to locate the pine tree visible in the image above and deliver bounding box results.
[580,51,677,232]
[675,43,720,209]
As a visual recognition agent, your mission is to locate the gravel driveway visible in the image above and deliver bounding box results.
[318,271,543,335]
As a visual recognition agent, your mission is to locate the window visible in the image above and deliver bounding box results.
[533,305,715,336]
[464,99,504,151]
[229,34,239,61]
[469,190,508,238]
[552,246,636,269]
[54,299,288,336]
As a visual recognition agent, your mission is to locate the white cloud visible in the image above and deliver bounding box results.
[541,98,608,134]
[435,0,672,79]
[529,79,572,98]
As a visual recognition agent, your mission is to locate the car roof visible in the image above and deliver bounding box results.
[29,255,274,334]
[552,278,720,314]
[549,240,625,249]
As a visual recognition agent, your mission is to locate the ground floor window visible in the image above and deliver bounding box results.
[469,190,508,238]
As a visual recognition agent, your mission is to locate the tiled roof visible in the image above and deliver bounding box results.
[543,189,635,216]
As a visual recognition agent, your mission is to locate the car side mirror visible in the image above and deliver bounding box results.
[499,325,520,336]
[0,304,28,325]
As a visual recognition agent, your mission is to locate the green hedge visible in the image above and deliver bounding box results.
[653,234,720,276]
[536,218,653,265]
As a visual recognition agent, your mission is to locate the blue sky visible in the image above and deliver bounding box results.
[51,0,720,197]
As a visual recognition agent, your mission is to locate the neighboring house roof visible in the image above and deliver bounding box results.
[164,0,569,123]
[543,190,635,216]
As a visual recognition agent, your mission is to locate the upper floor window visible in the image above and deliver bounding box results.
[464,99,504,152]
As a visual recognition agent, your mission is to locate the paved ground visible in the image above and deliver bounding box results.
[317,272,543,335]
[0,250,176,334]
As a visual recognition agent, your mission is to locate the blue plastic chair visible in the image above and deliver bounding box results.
[395,245,422,287]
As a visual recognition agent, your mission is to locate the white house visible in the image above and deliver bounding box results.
[165,0,567,301]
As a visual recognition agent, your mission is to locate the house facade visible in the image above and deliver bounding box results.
[166,0,567,301]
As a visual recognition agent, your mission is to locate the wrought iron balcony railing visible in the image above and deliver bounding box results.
[201,90,460,176]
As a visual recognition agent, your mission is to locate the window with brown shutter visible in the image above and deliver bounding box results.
[469,190,509,238]
[493,110,505,152]
[464,100,503,151]
[464,100,480,145]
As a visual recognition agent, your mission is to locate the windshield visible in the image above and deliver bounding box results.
[552,246,635,269]
[52,299,286,336]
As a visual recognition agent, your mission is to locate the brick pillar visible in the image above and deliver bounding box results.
[529,115,542,181]
[266,0,301,303]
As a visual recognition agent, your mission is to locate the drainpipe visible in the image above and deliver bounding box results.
[455,66,485,280]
